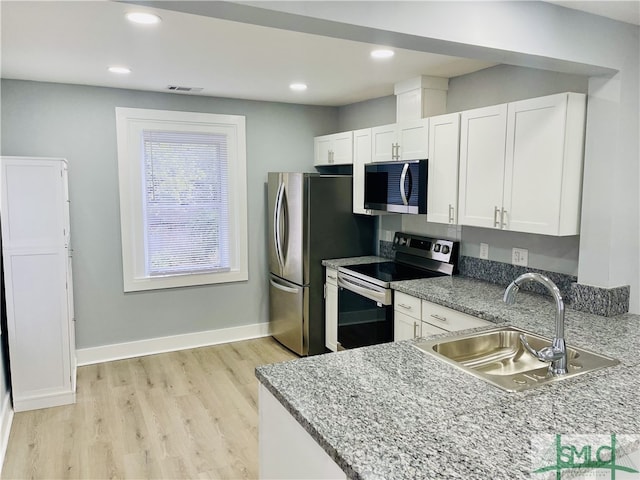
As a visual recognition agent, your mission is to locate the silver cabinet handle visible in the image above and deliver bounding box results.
[430,314,448,322]
[395,143,401,160]
[448,204,455,223]
[413,321,419,338]
[494,206,501,228]
[501,209,508,228]
[397,303,412,310]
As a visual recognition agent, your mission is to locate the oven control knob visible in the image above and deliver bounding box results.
[434,244,441,252]
[441,245,450,254]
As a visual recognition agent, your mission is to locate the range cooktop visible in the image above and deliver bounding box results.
[342,261,446,284]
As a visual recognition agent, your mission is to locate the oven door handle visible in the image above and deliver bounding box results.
[337,274,390,305]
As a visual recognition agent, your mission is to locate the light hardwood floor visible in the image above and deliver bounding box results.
[1,337,297,479]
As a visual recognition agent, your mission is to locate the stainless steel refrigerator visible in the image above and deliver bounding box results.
[268,173,375,356]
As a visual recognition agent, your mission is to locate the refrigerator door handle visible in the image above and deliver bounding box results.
[274,181,285,269]
[269,276,300,294]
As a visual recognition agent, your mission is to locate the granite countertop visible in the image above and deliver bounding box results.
[256,275,640,480]
[322,256,388,269]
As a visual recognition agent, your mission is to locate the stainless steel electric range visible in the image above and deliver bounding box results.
[336,232,459,350]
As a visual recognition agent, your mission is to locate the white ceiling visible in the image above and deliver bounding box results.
[1,1,637,107]
[546,1,640,25]
[0,1,497,106]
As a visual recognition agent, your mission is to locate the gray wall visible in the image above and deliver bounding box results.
[337,95,397,131]
[338,64,589,276]
[0,79,338,349]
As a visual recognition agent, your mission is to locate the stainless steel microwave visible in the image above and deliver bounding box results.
[364,159,428,214]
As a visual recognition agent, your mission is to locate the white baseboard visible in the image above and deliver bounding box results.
[0,388,14,473]
[76,322,271,366]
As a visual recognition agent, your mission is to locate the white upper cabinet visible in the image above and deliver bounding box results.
[314,131,353,166]
[352,128,374,215]
[503,93,586,236]
[458,104,508,229]
[427,112,461,225]
[458,93,586,236]
[371,118,429,162]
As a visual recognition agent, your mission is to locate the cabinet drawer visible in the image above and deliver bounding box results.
[420,321,447,336]
[421,300,491,332]
[325,268,338,285]
[394,292,421,318]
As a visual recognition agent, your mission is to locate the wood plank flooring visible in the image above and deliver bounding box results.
[1,337,297,479]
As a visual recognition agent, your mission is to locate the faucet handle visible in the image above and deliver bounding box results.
[519,334,563,363]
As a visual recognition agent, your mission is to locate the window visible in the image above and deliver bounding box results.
[115,108,247,292]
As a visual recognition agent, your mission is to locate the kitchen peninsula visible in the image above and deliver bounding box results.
[256,276,640,479]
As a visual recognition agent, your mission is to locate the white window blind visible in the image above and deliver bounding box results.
[142,130,229,276]
[116,107,248,292]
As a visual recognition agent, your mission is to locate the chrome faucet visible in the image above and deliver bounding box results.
[503,273,568,375]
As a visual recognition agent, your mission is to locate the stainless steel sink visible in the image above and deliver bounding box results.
[414,326,619,392]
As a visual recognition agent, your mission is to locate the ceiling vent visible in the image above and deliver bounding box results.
[167,85,204,93]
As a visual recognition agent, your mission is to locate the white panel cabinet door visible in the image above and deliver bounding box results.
[371,123,397,162]
[503,93,586,236]
[371,120,429,162]
[394,311,420,341]
[324,269,338,352]
[458,104,508,229]
[313,132,353,166]
[1,156,76,412]
[352,128,375,215]
[397,118,429,161]
[427,113,461,225]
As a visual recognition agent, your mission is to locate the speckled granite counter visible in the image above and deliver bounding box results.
[322,256,388,269]
[256,275,640,479]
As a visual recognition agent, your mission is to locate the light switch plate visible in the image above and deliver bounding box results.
[479,243,489,260]
[512,248,529,266]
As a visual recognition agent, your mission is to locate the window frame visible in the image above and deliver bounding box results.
[115,107,248,292]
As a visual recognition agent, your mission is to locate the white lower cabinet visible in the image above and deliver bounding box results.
[394,291,491,340]
[1,156,76,412]
[324,268,338,352]
[259,384,346,480]
[421,300,491,332]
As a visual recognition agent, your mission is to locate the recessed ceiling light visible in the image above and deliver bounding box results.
[289,83,308,91]
[125,12,162,25]
[108,66,131,74]
[371,49,395,59]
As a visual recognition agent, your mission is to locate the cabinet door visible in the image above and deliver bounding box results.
[352,128,373,215]
[458,104,508,229]
[4,248,73,411]
[420,321,447,336]
[331,131,353,165]
[1,158,66,249]
[314,135,332,166]
[394,311,420,341]
[397,118,429,161]
[427,113,460,224]
[371,124,397,162]
[325,283,338,352]
[503,93,584,235]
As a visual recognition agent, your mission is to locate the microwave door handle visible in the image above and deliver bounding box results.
[400,162,409,206]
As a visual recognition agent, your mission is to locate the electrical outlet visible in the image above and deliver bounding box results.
[512,248,529,267]
[479,243,489,260]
